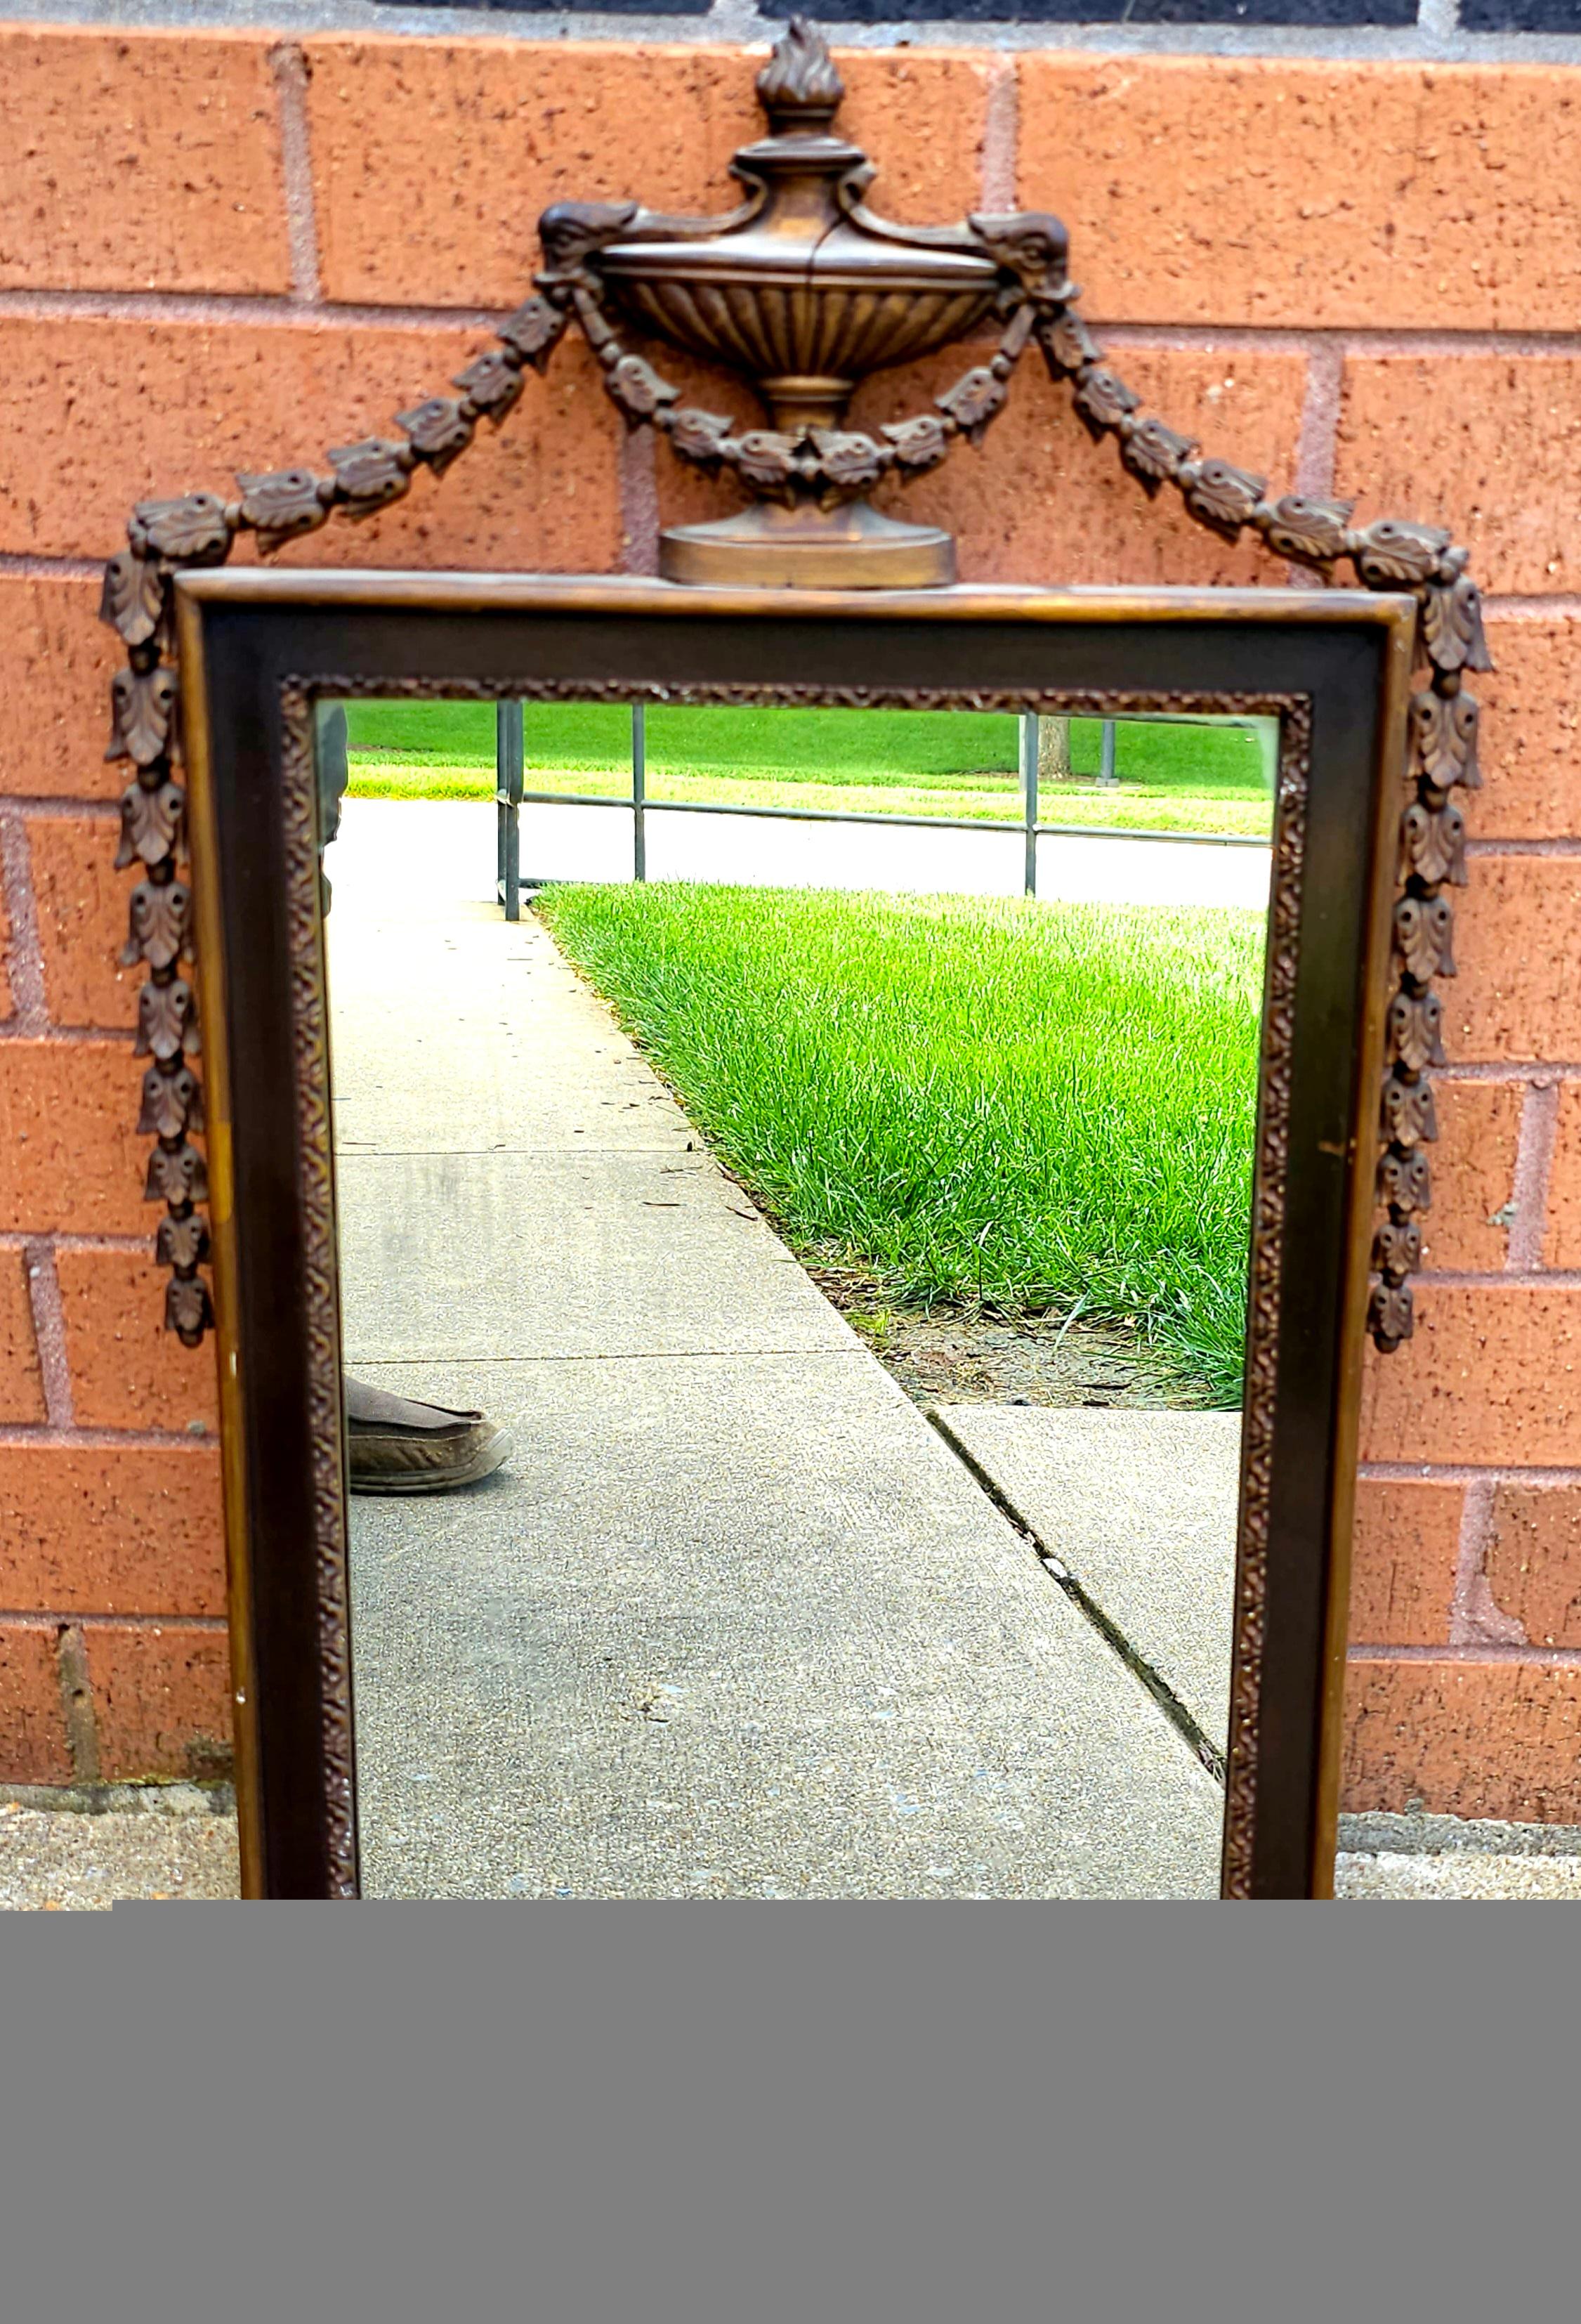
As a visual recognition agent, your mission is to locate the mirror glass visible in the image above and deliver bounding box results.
[317,694,1277,1898]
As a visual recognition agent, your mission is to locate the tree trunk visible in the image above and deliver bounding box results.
[1037,716,1073,783]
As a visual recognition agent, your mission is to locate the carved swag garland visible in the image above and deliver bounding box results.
[100,37,1489,1361]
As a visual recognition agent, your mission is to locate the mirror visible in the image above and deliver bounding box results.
[325,698,1271,1900]
[175,575,1415,1897]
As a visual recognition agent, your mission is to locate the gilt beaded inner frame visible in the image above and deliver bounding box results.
[101,19,1487,1382]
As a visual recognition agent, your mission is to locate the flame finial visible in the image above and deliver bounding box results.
[755,18,846,132]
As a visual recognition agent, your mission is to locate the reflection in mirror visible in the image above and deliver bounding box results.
[317,695,1276,1898]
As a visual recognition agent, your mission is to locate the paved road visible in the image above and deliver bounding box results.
[336,796,1271,913]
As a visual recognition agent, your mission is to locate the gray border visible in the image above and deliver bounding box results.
[11,0,1581,69]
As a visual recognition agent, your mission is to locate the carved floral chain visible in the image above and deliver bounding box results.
[100,63,1488,1362]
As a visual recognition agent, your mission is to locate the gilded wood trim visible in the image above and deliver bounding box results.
[273,667,1313,1900]
[174,588,263,1900]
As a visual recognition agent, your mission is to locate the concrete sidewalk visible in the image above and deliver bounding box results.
[9,1788,1581,1903]
[328,800,1224,1898]
[933,1407,1242,1755]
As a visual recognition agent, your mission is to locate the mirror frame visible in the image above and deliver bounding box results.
[174,570,1413,1900]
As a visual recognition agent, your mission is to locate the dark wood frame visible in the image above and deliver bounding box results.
[175,570,1414,1900]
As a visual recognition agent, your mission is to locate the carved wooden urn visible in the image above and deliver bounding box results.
[532,18,1072,585]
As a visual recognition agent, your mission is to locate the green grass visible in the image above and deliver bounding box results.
[537,884,1266,1402]
[342,700,1273,837]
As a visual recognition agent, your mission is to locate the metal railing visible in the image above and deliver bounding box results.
[495,707,1270,922]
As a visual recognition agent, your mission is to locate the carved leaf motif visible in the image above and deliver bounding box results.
[453,349,526,421]
[1373,1219,1423,1279]
[1259,494,1354,564]
[1400,798,1468,888]
[136,977,198,1062]
[99,549,166,649]
[537,201,639,276]
[130,492,235,565]
[666,407,735,467]
[157,1210,211,1272]
[1368,1279,1415,1349]
[1393,893,1456,981]
[327,438,412,517]
[966,210,1071,302]
[499,294,573,369]
[808,429,887,497]
[1381,1073,1439,1147]
[1122,417,1198,496]
[1035,308,1099,377]
[106,666,178,767]
[1386,989,1447,1074]
[115,779,184,870]
[145,1139,209,1206]
[138,1061,204,1140]
[1423,572,1494,674]
[166,1273,214,1347]
[1181,458,1268,541]
[1408,687,1481,790]
[605,355,679,426]
[396,396,475,474]
[1072,367,1141,438]
[723,431,806,502]
[881,414,952,474]
[237,466,330,547]
[122,879,191,970]
[936,367,1007,443]
[1351,517,1452,587]
[1378,1147,1433,1216]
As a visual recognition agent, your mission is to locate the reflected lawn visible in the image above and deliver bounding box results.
[343,698,1273,838]
[537,884,1266,1404]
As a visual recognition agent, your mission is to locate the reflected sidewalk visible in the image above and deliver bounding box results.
[327,799,1224,1900]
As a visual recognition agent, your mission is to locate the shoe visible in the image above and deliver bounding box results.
[343,1375,511,1496]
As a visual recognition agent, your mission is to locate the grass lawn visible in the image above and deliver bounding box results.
[343,700,1274,838]
[537,884,1265,1403]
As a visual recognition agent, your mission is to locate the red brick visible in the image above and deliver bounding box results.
[1447,856,1581,1065]
[0,577,122,804]
[1474,619,1581,844]
[1546,1083,1581,1269]
[1348,1478,1461,1650]
[1018,57,1581,335]
[1337,354,1581,597]
[0,1245,46,1425]
[0,1040,150,1236]
[1342,1656,1581,1823]
[304,38,991,309]
[0,27,289,295]
[0,316,622,569]
[2,1443,224,1617]
[25,814,136,1031]
[56,1248,221,1434]
[1417,1081,1523,1275]
[0,1626,70,1784]
[1360,1283,1581,1468]
[85,1622,232,1782]
[814,345,1304,587]
[1485,1484,1581,1650]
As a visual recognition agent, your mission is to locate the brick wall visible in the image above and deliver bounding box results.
[1,23,1577,1816]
